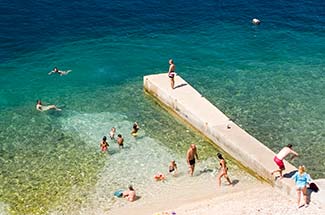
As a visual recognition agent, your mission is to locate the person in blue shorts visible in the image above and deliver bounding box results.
[291,165,311,208]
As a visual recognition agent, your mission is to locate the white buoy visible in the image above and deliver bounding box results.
[252,18,261,25]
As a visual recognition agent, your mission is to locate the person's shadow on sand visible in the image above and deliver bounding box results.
[283,170,297,178]
[174,83,187,89]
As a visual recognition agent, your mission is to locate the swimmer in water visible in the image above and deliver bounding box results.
[117,134,124,149]
[100,136,109,152]
[131,122,140,135]
[36,100,61,111]
[48,67,72,76]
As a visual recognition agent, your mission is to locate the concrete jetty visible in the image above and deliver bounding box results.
[143,73,324,202]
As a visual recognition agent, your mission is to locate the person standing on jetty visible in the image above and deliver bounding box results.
[271,144,299,178]
[187,144,199,176]
[291,165,311,208]
[216,153,232,187]
[168,59,176,89]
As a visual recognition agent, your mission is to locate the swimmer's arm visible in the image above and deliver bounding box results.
[290,150,298,160]
[48,70,54,75]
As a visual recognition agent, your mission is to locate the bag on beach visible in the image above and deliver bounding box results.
[309,182,319,193]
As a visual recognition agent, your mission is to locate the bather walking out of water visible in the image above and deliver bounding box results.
[36,100,61,111]
[48,67,72,76]
[187,144,199,176]
[216,153,232,187]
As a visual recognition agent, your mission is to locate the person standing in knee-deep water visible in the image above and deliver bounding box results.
[291,165,311,208]
[187,144,199,176]
[271,144,298,178]
[168,59,176,89]
[100,136,109,152]
[117,134,124,149]
[216,153,232,187]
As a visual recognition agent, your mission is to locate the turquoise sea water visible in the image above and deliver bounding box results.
[1,0,325,214]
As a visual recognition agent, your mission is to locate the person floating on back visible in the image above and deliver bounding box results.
[48,67,72,76]
[216,153,232,187]
[117,134,124,149]
[36,100,61,111]
[167,59,176,89]
[271,144,298,178]
[131,122,140,136]
[187,144,199,176]
[100,136,109,152]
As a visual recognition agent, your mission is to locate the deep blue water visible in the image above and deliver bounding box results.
[0,0,324,214]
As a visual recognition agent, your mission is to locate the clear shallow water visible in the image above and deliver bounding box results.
[1,0,325,214]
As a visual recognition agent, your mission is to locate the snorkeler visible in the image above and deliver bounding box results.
[36,100,61,111]
[48,67,72,76]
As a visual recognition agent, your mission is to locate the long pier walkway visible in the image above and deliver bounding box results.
[144,73,324,204]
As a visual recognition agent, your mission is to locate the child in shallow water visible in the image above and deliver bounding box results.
[168,160,178,176]
[109,127,116,140]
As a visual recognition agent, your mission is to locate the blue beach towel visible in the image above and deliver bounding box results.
[114,189,124,198]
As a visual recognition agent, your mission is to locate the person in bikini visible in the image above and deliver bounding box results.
[187,144,199,176]
[100,136,109,152]
[271,144,298,178]
[216,153,232,187]
[168,59,176,89]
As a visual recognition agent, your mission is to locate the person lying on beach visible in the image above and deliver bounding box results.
[168,160,178,176]
[122,185,136,202]
[131,122,140,136]
[117,134,124,149]
[271,144,298,178]
[48,67,72,76]
[36,100,61,111]
[216,153,232,187]
[109,127,116,140]
[187,144,199,176]
[100,136,109,152]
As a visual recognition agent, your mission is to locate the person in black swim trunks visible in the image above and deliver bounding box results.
[187,144,199,176]
[167,59,176,89]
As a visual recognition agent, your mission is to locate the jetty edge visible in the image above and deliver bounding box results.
[143,73,324,202]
